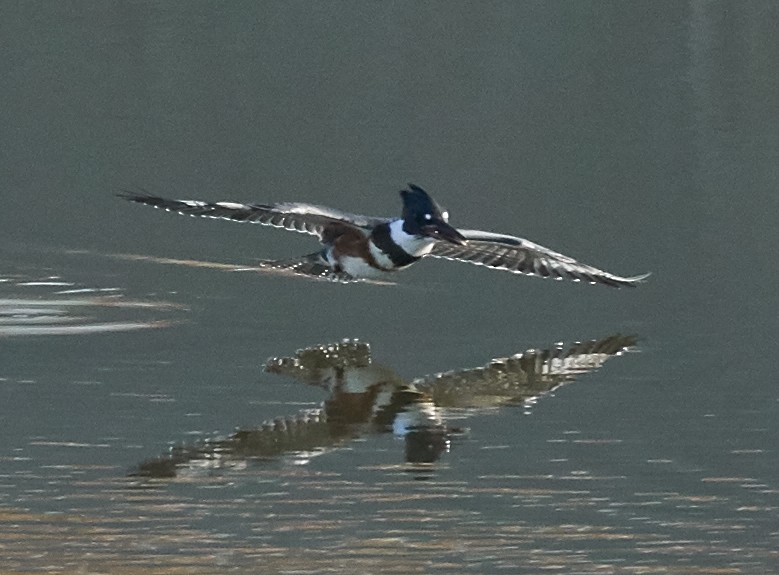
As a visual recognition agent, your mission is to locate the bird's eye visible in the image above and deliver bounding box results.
[424,213,432,221]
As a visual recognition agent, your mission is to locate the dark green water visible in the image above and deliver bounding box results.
[1,2,777,573]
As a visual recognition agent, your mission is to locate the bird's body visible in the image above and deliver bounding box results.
[120,184,649,287]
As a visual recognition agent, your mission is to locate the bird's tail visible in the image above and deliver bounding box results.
[256,252,359,283]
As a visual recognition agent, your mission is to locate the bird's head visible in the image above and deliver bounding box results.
[399,184,467,245]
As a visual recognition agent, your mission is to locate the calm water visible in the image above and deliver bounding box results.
[1,2,777,573]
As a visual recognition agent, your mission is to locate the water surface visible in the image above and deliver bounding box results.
[1,2,777,573]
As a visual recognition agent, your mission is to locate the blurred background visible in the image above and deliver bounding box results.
[1,1,777,573]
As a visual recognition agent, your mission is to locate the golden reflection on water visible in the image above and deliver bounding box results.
[1,470,772,575]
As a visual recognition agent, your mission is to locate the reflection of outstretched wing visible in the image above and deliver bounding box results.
[265,339,376,384]
[430,229,650,288]
[131,408,345,478]
[413,335,637,409]
[119,193,388,239]
[131,336,638,479]
[133,342,391,478]
[265,339,405,392]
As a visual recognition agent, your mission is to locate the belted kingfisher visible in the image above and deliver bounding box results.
[120,184,649,287]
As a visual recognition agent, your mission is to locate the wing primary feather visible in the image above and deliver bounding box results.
[430,228,649,288]
[118,192,388,240]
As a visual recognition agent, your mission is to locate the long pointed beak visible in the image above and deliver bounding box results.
[422,221,467,245]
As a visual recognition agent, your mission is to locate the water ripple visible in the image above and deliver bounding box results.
[0,273,182,337]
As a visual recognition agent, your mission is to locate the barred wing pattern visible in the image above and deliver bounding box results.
[130,336,637,478]
[430,229,650,288]
[118,193,388,239]
[413,334,637,408]
[131,408,336,478]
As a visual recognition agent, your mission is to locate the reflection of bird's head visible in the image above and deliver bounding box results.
[400,184,466,245]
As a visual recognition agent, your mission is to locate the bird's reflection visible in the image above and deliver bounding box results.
[132,335,637,478]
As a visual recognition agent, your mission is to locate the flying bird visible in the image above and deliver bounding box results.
[119,184,649,287]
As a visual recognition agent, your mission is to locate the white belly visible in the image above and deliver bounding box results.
[338,256,386,278]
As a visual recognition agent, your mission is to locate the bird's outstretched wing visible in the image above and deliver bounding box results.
[118,192,389,239]
[430,229,650,288]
